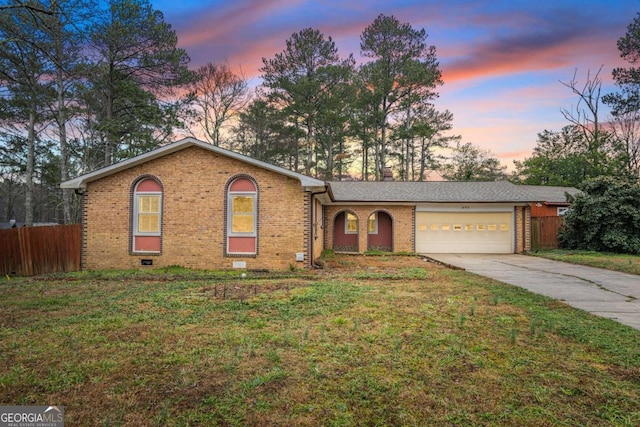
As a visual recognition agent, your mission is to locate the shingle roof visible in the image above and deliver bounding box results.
[517,185,580,204]
[327,181,575,203]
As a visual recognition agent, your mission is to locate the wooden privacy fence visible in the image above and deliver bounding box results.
[531,217,565,251]
[0,224,81,276]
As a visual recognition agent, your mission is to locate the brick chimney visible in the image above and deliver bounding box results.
[383,167,394,181]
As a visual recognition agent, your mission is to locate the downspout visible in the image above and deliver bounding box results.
[308,185,329,268]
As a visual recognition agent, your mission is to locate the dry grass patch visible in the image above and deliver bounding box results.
[531,249,640,275]
[0,255,638,426]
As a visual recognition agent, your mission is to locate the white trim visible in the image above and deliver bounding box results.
[132,181,162,254]
[367,212,378,234]
[226,178,258,255]
[227,192,257,237]
[416,203,517,213]
[344,212,358,234]
[133,192,162,236]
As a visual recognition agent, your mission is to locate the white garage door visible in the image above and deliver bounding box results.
[416,211,513,253]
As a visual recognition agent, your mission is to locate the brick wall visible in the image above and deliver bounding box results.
[324,205,414,253]
[514,205,531,253]
[82,146,310,270]
[323,204,530,255]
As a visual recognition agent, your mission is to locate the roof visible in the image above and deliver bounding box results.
[517,185,580,204]
[60,137,326,189]
[327,180,539,203]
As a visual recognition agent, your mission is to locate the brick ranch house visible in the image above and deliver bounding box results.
[61,137,572,270]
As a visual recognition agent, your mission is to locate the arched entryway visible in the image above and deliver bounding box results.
[333,210,359,252]
[367,211,393,252]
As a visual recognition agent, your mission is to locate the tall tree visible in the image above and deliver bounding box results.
[39,0,95,223]
[260,27,355,176]
[441,141,507,181]
[603,11,640,179]
[348,74,379,180]
[85,0,192,166]
[189,61,248,146]
[604,12,640,116]
[513,126,593,186]
[313,62,354,179]
[359,14,442,180]
[392,102,458,181]
[0,0,54,226]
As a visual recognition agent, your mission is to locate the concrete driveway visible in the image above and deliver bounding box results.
[424,254,640,331]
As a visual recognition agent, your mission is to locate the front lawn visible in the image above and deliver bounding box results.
[1,255,638,426]
[530,249,640,275]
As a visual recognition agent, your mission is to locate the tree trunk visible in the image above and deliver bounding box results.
[378,97,388,181]
[25,108,36,227]
[378,125,386,181]
[306,120,313,176]
[105,96,116,165]
[326,136,334,180]
[55,46,72,223]
[419,138,427,181]
[362,135,368,181]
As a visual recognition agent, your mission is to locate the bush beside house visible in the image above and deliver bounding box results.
[560,177,640,254]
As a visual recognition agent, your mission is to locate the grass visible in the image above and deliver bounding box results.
[1,255,639,426]
[530,249,640,275]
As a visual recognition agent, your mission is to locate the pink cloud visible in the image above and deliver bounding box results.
[443,34,623,85]
[160,1,636,170]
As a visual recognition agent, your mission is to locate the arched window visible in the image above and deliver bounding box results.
[132,178,162,253]
[345,212,358,234]
[333,210,358,252]
[227,177,257,255]
[367,210,393,252]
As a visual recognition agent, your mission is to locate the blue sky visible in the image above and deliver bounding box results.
[151,0,639,168]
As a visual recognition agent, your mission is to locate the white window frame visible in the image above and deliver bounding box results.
[557,207,569,216]
[134,193,162,238]
[227,192,257,237]
[367,212,378,234]
[345,212,358,234]
[132,178,162,254]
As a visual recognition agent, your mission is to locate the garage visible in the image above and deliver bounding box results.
[416,210,514,253]
[327,181,532,254]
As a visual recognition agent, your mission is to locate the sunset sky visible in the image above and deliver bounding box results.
[151,0,638,169]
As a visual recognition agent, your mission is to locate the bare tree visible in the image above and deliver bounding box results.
[611,110,640,178]
[560,67,613,173]
[190,61,248,146]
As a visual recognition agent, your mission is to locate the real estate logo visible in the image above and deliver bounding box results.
[0,406,64,427]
